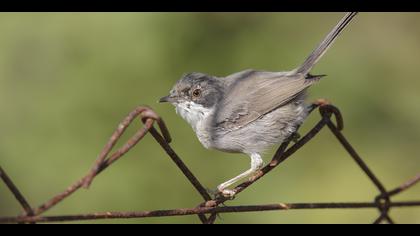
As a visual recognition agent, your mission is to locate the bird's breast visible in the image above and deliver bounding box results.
[175,101,214,149]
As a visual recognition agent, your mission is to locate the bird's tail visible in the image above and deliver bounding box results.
[295,12,358,75]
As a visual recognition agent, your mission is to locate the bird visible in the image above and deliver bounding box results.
[159,12,358,197]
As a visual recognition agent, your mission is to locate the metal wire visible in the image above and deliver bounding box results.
[1,102,419,224]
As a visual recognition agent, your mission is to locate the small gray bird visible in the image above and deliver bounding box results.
[159,12,358,197]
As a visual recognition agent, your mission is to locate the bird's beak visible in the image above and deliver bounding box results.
[159,95,173,103]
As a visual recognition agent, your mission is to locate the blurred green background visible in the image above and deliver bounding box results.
[0,13,419,224]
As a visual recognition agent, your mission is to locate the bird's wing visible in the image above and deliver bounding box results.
[214,69,321,130]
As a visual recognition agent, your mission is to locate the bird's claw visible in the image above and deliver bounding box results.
[248,170,264,182]
[216,188,237,199]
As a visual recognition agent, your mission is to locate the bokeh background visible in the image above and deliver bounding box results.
[0,12,419,224]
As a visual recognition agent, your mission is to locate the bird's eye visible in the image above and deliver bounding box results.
[192,89,202,98]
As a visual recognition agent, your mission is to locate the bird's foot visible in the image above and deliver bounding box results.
[248,169,264,182]
[216,187,237,199]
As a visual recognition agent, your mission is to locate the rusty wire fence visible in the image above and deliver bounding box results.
[1,102,419,224]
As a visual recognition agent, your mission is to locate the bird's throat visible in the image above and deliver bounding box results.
[175,101,213,131]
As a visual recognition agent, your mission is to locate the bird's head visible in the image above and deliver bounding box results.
[159,72,223,128]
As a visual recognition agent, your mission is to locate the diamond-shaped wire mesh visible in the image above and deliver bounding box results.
[1,103,419,224]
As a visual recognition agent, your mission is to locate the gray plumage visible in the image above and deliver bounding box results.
[159,12,358,196]
[212,69,318,155]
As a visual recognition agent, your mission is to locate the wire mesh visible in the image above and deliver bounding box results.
[1,102,419,224]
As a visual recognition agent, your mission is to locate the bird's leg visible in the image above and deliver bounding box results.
[217,153,263,198]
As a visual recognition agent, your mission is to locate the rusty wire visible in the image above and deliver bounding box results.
[0,102,419,224]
